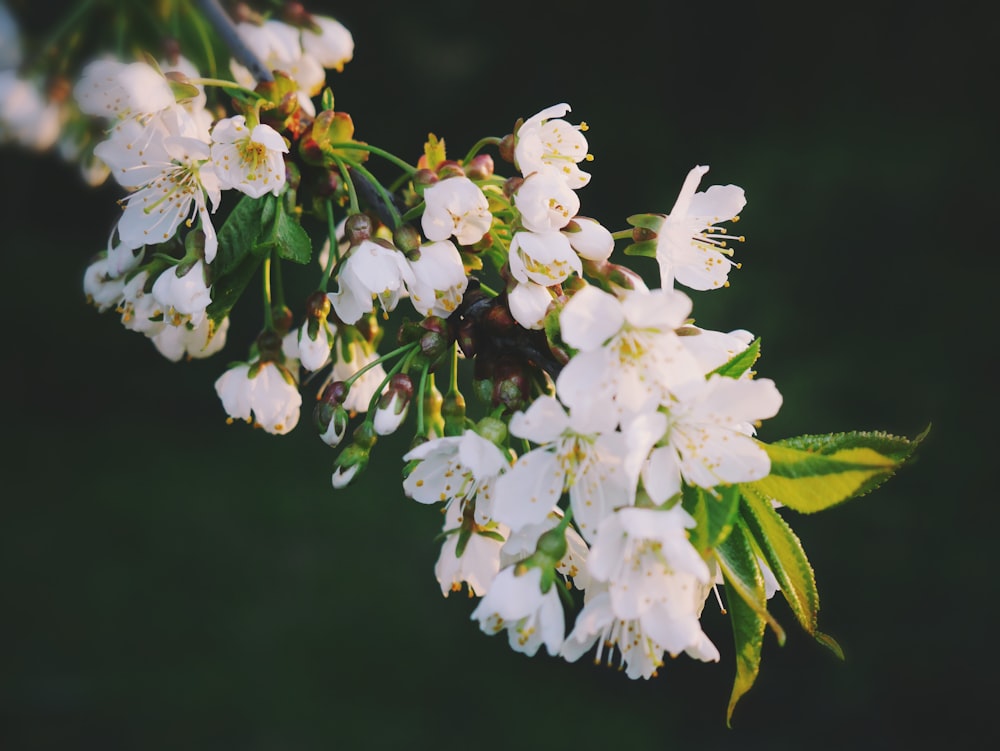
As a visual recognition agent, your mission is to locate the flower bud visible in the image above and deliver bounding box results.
[392,223,422,255]
[374,373,413,435]
[306,290,331,320]
[492,359,529,412]
[502,175,524,198]
[314,400,349,447]
[352,420,378,450]
[331,442,369,488]
[435,160,465,179]
[498,133,516,163]
[412,168,438,191]
[442,389,466,436]
[423,382,444,438]
[463,153,494,180]
[534,524,568,563]
[474,415,507,446]
[344,212,374,244]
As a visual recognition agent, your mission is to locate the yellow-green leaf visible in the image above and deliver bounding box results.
[741,428,926,514]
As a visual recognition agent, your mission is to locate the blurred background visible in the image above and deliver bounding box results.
[1,0,994,748]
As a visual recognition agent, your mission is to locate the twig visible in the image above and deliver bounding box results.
[194,0,274,83]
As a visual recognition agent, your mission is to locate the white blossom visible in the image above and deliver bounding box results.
[514,167,580,232]
[656,165,746,291]
[514,102,590,188]
[420,176,492,246]
[405,239,468,317]
[301,15,355,72]
[508,230,581,287]
[328,240,414,324]
[214,360,302,435]
[152,315,229,362]
[210,115,288,198]
[470,565,565,657]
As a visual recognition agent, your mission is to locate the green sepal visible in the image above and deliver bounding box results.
[741,427,927,514]
[709,337,761,380]
[626,212,665,232]
[714,521,783,727]
[682,483,741,553]
[739,491,842,658]
[454,525,472,559]
[622,239,658,258]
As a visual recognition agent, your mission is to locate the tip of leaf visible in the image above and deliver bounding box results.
[815,630,845,660]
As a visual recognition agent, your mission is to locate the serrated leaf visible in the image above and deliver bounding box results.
[715,521,786,646]
[206,252,265,326]
[682,484,741,552]
[714,522,773,727]
[740,491,842,657]
[214,193,269,276]
[742,428,926,514]
[270,200,312,264]
[709,337,761,379]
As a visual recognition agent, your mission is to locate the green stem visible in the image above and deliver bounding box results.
[461,136,502,165]
[320,200,339,290]
[364,344,416,417]
[448,343,459,394]
[400,203,426,224]
[343,342,419,390]
[272,249,285,310]
[329,153,360,215]
[187,77,264,99]
[261,252,274,329]
[611,229,634,240]
[328,143,418,176]
[183,0,219,78]
[346,160,402,229]
[415,362,429,437]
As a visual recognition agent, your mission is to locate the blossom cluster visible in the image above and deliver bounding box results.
[0,0,920,724]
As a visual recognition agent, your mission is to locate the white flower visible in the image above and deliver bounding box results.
[402,430,509,525]
[118,271,166,336]
[301,15,354,71]
[210,115,288,198]
[580,506,720,663]
[470,565,565,657]
[493,395,628,542]
[625,374,783,503]
[420,176,493,246]
[151,260,212,323]
[656,165,746,291]
[514,103,590,188]
[296,319,333,372]
[231,20,325,97]
[329,339,387,414]
[83,256,129,313]
[95,108,221,262]
[563,216,614,261]
[74,59,175,122]
[405,240,468,317]
[373,389,409,436]
[506,281,552,330]
[514,167,580,232]
[0,72,61,150]
[328,240,414,324]
[508,230,581,287]
[678,325,755,375]
[500,511,592,593]
[555,284,702,422]
[152,315,229,362]
[214,359,302,435]
[434,528,505,598]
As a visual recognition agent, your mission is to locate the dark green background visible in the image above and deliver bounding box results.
[2,1,993,748]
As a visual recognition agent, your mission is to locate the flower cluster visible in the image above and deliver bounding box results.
[0,0,922,725]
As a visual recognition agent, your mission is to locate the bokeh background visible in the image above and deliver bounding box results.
[2,0,994,748]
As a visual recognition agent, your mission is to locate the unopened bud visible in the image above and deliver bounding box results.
[435,160,465,179]
[314,400,349,447]
[306,290,331,319]
[345,212,375,244]
[374,373,413,435]
[393,224,422,255]
[331,442,369,488]
[442,389,466,436]
[464,154,494,180]
[474,415,507,446]
[502,176,524,198]
[498,134,516,163]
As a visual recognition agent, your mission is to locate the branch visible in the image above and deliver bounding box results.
[194,0,274,83]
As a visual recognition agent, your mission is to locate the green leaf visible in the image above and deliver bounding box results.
[714,521,781,727]
[214,193,269,277]
[741,428,927,514]
[206,252,265,325]
[268,200,313,264]
[682,483,741,553]
[739,491,842,658]
[709,337,761,379]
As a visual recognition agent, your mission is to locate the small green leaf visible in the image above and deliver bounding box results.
[714,522,775,727]
[740,491,842,657]
[742,428,926,514]
[206,252,265,325]
[709,337,761,379]
[682,483,741,553]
